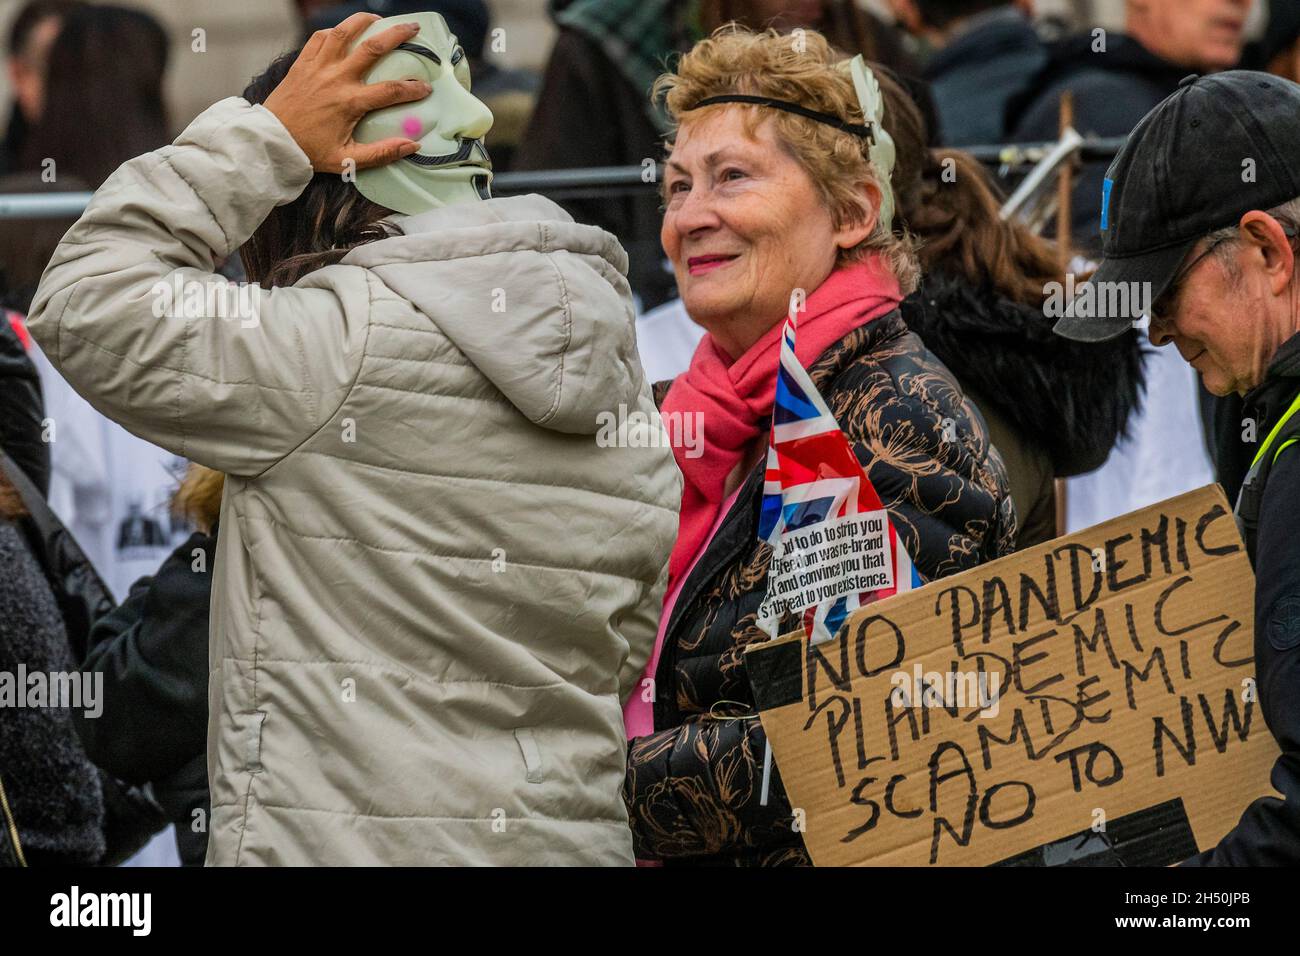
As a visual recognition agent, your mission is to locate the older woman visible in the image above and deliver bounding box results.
[623,27,1017,865]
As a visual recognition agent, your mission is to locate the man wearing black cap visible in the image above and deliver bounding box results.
[1056,70,1300,865]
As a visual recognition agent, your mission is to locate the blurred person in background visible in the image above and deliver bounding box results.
[15,3,168,190]
[1,315,87,868]
[0,318,166,867]
[0,457,105,866]
[1008,0,1246,531]
[1,2,169,314]
[1008,0,1252,253]
[27,11,679,866]
[75,465,220,867]
[516,0,919,313]
[887,0,1043,147]
[0,0,80,318]
[1,4,184,624]
[890,111,1144,546]
[1242,0,1300,79]
[622,27,1015,865]
[0,0,80,175]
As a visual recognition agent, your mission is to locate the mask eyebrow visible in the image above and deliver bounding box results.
[397,42,441,65]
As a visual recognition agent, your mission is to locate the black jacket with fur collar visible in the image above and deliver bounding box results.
[901,271,1146,480]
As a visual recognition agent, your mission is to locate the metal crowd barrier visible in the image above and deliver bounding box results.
[0,137,1129,220]
[0,191,95,219]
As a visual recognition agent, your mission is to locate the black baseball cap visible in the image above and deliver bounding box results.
[1056,71,1300,342]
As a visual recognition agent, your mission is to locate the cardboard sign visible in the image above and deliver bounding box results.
[746,486,1281,866]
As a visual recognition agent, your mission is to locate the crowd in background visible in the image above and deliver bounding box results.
[0,0,1297,867]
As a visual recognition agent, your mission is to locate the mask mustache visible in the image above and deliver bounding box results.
[405,138,489,167]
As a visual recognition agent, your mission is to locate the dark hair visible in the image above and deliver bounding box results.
[238,48,395,288]
[18,4,168,188]
[879,66,1063,306]
[3,0,84,174]
[914,0,1010,31]
[871,64,928,226]
[5,0,81,57]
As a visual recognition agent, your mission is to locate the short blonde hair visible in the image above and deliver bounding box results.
[172,463,224,534]
[654,26,919,294]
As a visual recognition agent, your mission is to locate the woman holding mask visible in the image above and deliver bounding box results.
[28,12,679,866]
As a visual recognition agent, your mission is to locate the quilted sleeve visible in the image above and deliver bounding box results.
[26,97,370,479]
[827,344,1018,578]
[624,711,803,860]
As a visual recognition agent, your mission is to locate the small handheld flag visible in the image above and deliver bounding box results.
[755,292,924,645]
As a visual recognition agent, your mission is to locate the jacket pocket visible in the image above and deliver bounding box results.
[0,768,26,866]
[244,711,268,773]
[513,728,544,785]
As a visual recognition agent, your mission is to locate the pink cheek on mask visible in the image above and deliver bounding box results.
[401,115,422,139]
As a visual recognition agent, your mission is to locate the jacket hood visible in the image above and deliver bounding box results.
[900,271,1146,477]
[1006,32,1189,129]
[342,194,641,435]
[1035,31,1188,86]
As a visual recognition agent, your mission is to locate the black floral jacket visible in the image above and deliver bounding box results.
[624,311,1018,865]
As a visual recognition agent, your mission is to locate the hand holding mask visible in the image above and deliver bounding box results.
[349,11,496,213]
[263,12,430,173]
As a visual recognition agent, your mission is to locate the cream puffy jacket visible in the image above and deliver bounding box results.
[27,98,680,865]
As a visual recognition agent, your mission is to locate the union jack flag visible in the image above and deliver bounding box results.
[757,303,923,644]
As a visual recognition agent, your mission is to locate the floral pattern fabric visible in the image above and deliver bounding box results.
[625,312,1018,866]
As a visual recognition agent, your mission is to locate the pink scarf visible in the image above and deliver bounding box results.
[660,257,903,594]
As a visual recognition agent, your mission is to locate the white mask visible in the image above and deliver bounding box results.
[350,12,494,214]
